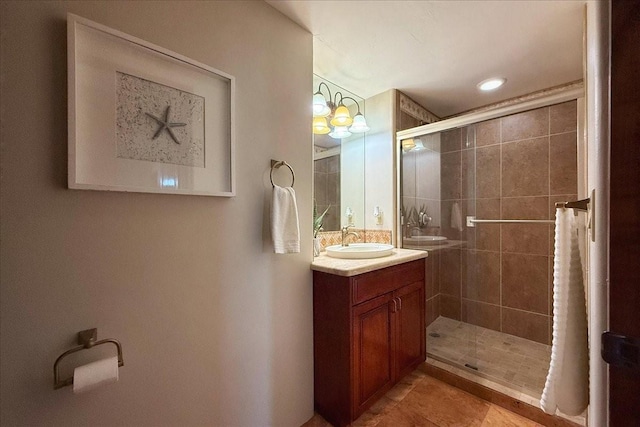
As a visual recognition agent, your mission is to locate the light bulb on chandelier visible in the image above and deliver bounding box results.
[312,82,370,139]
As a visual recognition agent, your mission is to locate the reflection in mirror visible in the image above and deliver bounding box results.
[401,133,442,243]
[313,75,365,234]
[314,149,340,231]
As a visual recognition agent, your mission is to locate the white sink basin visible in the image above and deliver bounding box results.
[325,243,394,259]
[404,235,448,245]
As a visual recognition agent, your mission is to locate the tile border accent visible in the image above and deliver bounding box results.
[399,91,440,124]
[317,229,392,249]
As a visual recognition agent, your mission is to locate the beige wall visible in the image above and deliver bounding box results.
[0,2,313,426]
[364,90,395,232]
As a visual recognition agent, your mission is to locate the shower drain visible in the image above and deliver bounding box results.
[429,332,441,338]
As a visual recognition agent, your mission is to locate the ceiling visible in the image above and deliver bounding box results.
[266,0,585,118]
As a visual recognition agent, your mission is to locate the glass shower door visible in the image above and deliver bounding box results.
[439,124,479,374]
[400,126,479,374]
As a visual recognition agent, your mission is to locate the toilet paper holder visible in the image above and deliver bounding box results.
[53,328,124,390]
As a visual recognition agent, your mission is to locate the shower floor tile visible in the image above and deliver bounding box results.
[426,316,551,398]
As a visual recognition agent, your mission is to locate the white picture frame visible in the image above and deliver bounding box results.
[68,14,235,197]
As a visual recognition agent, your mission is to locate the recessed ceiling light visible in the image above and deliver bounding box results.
[477,78,506,91]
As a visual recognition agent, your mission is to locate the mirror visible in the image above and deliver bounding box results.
[313,75,365,233]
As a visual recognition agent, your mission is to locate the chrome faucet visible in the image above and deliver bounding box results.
[341,225,360,247]
[418,211,432,228]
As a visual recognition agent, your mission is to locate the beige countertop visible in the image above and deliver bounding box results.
[310,248,428,277]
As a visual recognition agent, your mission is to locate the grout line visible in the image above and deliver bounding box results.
[458,129,464,318]
[499,115,503,334]
[548,129,578,138]
[501,250,549,256]
[502,305,551,317]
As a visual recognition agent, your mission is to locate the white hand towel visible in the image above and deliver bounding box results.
[541,208,589,416]
[450,202,463,232]
[271,185,300,254]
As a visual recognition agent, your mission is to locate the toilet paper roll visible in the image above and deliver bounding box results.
[73,356,119,394]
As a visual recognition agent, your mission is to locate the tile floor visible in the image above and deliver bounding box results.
[303,369,544,427]
[426,316,550,398]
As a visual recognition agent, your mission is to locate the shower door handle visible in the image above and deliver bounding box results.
[602,331,640,372]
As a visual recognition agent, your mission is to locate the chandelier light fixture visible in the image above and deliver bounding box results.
[312,82,370,139]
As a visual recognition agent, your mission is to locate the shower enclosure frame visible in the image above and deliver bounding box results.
[395,82,589,405]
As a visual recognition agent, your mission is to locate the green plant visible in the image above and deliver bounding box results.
[313,201,331,238]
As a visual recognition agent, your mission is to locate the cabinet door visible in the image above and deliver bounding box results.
[394,281,426,380]
[352,293,395,417]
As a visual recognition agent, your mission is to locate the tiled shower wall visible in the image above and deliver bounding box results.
[314,155,340,232]
[435,101,578,345]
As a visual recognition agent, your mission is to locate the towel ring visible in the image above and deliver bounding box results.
[270,160,295,188]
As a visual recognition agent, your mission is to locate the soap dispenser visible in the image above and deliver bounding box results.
[345,207,354,226]
[373,206,383,225]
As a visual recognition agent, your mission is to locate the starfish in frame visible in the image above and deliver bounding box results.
[145,105,186,145]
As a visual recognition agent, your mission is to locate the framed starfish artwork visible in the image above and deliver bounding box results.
[68,14,235,196]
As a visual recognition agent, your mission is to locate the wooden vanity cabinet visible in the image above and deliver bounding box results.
[313,259,426,427]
